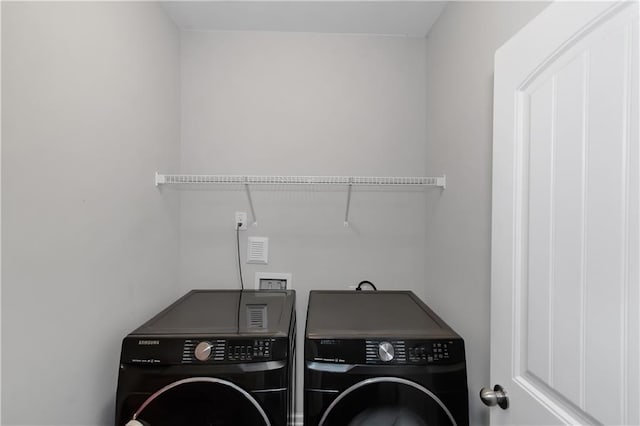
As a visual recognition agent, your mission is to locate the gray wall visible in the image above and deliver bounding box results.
[1,3,553,425]
[1,2,181,425]
[179,30,432,421]
[424,2,549,425]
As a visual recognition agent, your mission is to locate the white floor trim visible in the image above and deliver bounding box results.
[292,412,304,426]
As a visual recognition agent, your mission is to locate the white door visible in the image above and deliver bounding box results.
[491,1,638,425]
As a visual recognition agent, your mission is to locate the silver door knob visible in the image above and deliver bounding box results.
[480,385,509,409]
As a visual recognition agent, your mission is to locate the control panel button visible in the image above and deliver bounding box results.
[194,341,212,361]
[378,341,395,362]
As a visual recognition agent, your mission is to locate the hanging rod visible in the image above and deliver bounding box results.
[155,173,446,188]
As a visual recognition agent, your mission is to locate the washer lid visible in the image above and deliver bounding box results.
[305,291,459,339]
[130,290,295,337]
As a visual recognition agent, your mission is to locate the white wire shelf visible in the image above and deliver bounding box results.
[155,173,446,187]
[154,172,446,226]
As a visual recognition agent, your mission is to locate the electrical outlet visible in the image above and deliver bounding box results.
[235,212,247,230]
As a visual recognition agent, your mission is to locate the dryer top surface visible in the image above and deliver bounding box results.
[305,291,460,340]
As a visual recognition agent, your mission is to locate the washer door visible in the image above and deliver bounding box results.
[126,377,271,426]
[318,377,457,426]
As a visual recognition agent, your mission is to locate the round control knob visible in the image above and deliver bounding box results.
[378,341,395,362]
[194,341,212,361]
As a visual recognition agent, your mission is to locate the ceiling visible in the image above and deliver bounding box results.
[161,1,448,37]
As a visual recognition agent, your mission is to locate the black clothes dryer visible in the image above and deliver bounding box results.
[304,290,468,426]
[115,290,296,426]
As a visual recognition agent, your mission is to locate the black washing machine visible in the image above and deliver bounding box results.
[304,290,468,426]
[115,289,296,426]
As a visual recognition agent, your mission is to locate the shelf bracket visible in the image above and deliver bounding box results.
[244,178,258,226]
[438,174,446,189]
[344,179,353,227]
[155,171,165,186]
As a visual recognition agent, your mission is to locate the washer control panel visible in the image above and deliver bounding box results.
[182,338,277,363]
[121,336,286,365]
[226,338,274,361]
[184,339,226,362]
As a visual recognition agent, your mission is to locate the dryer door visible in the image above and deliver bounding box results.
[122,377,271,426]
[318,377,457,426]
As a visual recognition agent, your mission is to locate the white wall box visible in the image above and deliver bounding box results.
[247,236,269,265]
[255,272,292,290]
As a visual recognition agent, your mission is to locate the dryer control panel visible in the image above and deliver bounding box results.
[305,338,465,365]
[407,340,456,363]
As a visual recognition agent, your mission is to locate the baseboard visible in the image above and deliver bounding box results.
[291,412,304,426]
